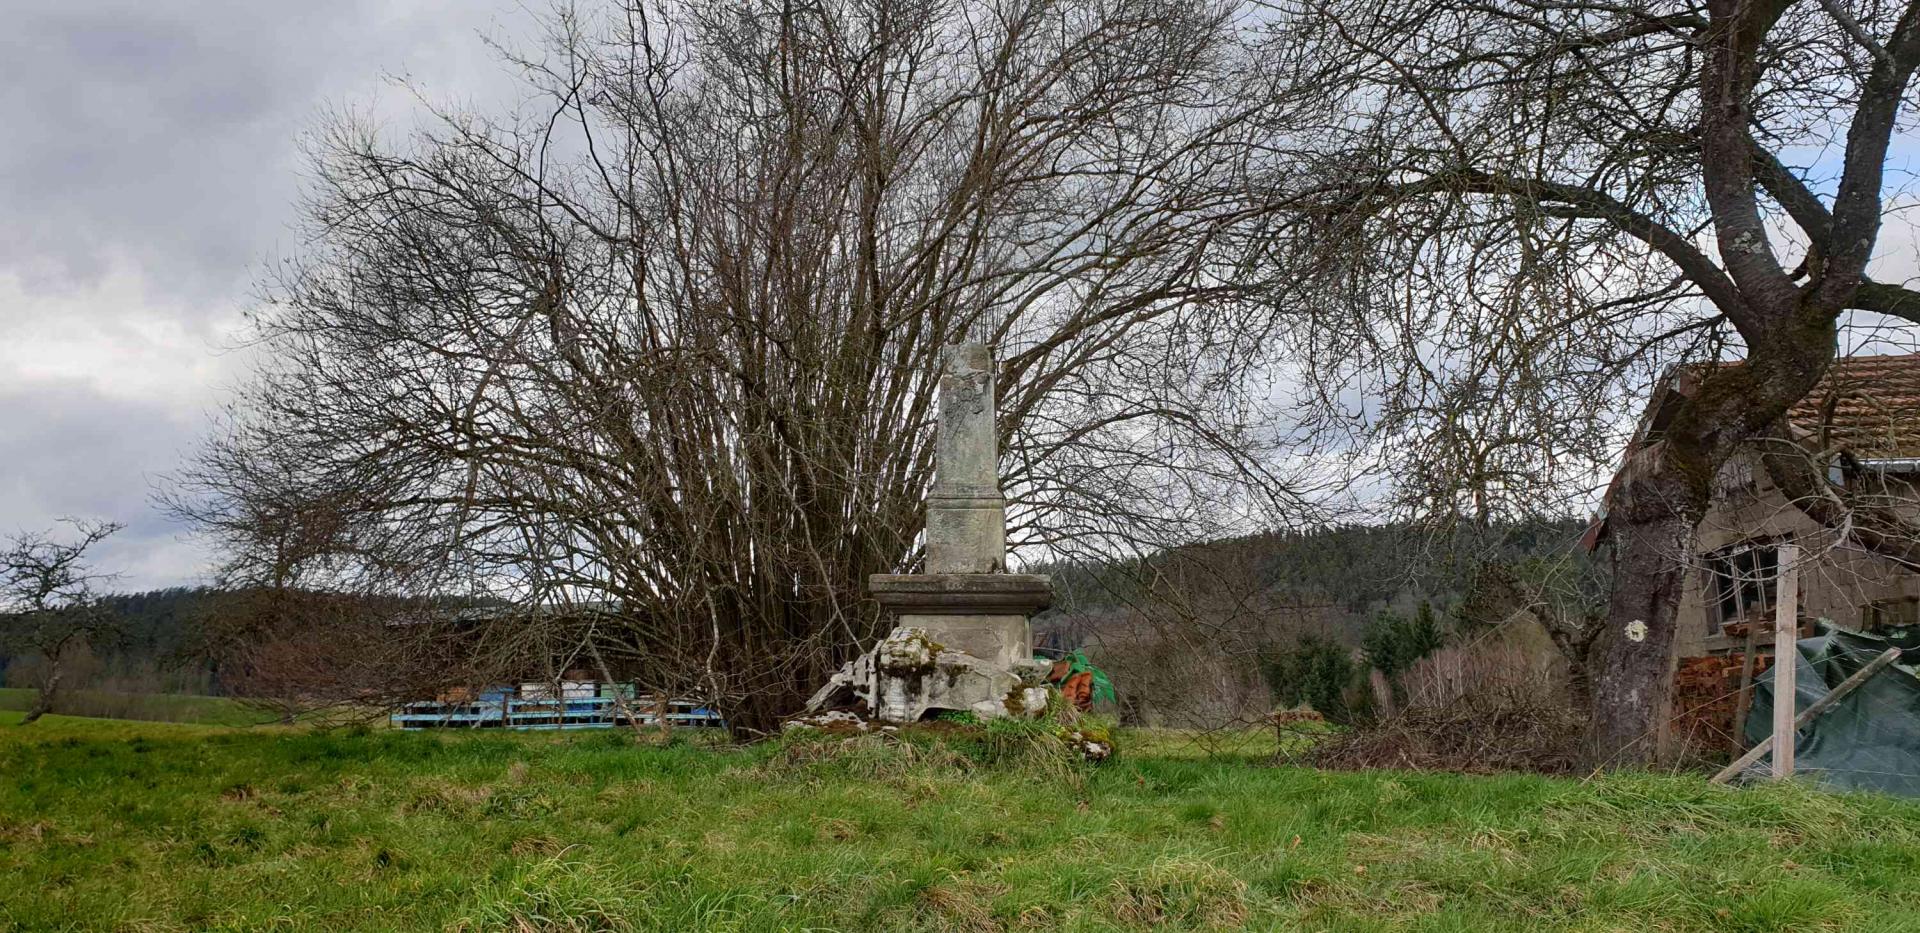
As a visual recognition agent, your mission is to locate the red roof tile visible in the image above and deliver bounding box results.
[1786,352,1920,459]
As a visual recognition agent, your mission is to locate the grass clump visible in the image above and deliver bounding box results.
[775,691,1115,784]
[880,870,1007,933]
[454,853,641,932]
[765,729,975,781]
[980,715,1080,777]
[1106,855,1251,928]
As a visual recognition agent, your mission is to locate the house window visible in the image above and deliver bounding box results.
[1706,540,1780,629]
[1860,598,1919,630]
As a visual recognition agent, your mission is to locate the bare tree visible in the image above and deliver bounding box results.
[192,587,435,724]
[172,0,1325,732]
[1243,0,1920,764]
[0,521,122,724]
[1456,554,1609,708]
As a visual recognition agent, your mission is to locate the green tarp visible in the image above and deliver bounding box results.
[1743,623,1920,796]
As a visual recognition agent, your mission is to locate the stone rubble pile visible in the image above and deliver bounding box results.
[804,627,1050,723]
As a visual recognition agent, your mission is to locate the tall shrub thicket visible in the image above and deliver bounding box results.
[171,0,1325,732]
[1259,637,1357,724]
[1263,603,1447,723]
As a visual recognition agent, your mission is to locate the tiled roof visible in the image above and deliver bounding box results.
[1581,352,1920,551]
[1786,352,1920,459]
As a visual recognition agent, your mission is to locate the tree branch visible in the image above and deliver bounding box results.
[1758,429,1920,571]
[1849,279,1920,324]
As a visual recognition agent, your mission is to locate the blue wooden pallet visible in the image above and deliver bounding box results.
[392,693,723,730]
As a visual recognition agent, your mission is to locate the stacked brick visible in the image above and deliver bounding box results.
[1670,652,1774,752]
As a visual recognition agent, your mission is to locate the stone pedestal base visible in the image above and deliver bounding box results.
[802,627,1050,723]
[891,613,1029,670]
[801,573,1053,724]
[868,573,1051,670]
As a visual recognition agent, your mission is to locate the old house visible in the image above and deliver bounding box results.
[1597,352,1920,659]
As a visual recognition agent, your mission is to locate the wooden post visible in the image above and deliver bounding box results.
[1770,544,1800,780]
[1711,646,1902,784]
[1730,621,1760,753]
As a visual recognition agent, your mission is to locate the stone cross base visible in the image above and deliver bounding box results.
[868,573,1050,669]
[801,626,1050,723]
[801,573,1052,723]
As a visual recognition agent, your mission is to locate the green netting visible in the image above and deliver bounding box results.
[1742,622,1920,796]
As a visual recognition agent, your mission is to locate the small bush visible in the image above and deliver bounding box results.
[1259,637,1359,723]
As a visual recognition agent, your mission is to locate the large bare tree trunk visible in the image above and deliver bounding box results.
[1247,0,1920,772]
[21,648,64,725]
[1588,471,1695,766]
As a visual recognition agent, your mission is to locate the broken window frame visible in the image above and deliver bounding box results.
[1705,538,1782,632]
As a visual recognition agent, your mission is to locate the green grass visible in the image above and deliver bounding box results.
[3,717,1918,932]
[1121,722,1332,762]
[0,688,278,726]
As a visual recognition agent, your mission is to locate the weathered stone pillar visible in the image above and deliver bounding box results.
[802,341,1053,723]
[925,342,1006,574]
[868,342,1049,676]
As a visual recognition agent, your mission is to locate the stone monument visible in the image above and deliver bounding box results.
[802,341,1053,722]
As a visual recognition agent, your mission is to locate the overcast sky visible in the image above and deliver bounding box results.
[1,1,528,590]
[6,4,1920,592]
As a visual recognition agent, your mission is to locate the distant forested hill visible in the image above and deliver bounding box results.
[1028,520,1595,727]
[102,587,223,662]
[1,587,225,695]
[1038,519,1591,641]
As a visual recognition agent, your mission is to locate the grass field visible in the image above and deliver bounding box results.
[0,688,278,726]
[4,712,1920,931]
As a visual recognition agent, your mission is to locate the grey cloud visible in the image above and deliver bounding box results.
[0,1,528,590]
[0,0,520,306]
[4,3,1919,592]
[0,380,202,590]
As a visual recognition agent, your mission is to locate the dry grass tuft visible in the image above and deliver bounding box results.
[452,853,636,933]
[909,874,1007,933]
[1105,856,1250,928]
